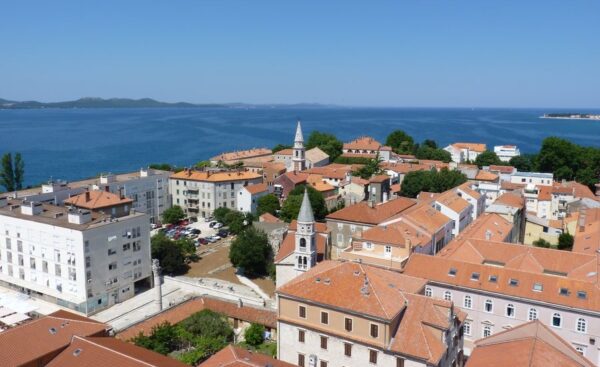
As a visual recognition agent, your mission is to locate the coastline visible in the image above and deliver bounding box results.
[539,116,600,121]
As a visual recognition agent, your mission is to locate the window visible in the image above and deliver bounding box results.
[396,357,405,367]
[369,349,378,364]
[444,291,452,301]
[370,324,379,338]
[575,346,585,356]
[577,291,587,300]
[471,272,480,281]
[122,243,131,251]
[532,283,543,292]
[508,278,519,287]
[344,342,352,357]
[298,329,305,342]
[298,354,305,367]
[463,295,472,309]
[483,325,492,337]
[552,313,562,328]
[489,275,498,283]
[320,335,328,349]
[464,321,472,336]
[528,308,538,321]
[576,318,587,333]
[320,361,328,367]
[448,268,457,276]
[298,305,306,318]
[506,304,515,318]
[425,287,432,297]
[108,262,117,271]
[108,248,117,256]
[321,311,329,324]
[384,245,392,255]
[345,318,353,332]
[484,299,493,313]
[559,287,569,296]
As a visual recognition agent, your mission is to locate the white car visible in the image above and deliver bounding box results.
[214,222,224,229]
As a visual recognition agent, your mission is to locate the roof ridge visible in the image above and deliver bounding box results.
[417,315,434,362]
[359,263,391,319]
[46,315,104,326]
[73,336,157,367]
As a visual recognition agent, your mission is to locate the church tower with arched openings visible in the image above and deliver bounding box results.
[294,189,316,272]
[292,120,306,172]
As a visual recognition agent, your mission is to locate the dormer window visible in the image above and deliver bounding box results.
[508,278,519,287]
[559,287,569,296]
[470,272,480,281]
[489,275,498,283]
[448,268,457,277]
[577,291,587,300]
[532,283,543,292]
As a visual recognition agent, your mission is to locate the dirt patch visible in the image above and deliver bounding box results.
[185,241,243,286]
[250,276,276,297]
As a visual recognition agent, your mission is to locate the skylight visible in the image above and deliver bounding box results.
[508,278,519,287]
[532,283,543,292]
[577,291,587,299]
[448,268,457,277]
[559,287,569,296]
[489,275,498,283]
[471,272,480,281]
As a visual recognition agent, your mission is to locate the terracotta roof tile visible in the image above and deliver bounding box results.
[210,148,272,162]
[453,213,513,243]
[494,192,525,208]
[343,136,382,151]
[474,170,499,182]
[243,183,268,195]
[326,197,416,225]
[451,143,487,152]
[171,170,262,183]
[64,190,133,210]
[201,345,295,367]
[259,212,281,223]
[488,165,515,174]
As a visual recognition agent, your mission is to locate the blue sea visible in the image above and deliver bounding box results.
[1,107,599,187]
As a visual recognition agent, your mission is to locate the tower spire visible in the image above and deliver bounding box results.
[298,188,315,223]
[294,119,304,143]
[292,120,306,172]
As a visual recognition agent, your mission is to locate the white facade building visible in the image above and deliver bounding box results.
[444,143,487,163]
[237,183,269,214]
[493,145,520,162]
[510,172,553,186]
[0,197,151,315]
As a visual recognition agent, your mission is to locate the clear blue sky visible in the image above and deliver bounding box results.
[1,1,599,108]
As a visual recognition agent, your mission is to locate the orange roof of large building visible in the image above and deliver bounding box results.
[201,345,296,367]
[573,208,600,254]
[171,169,262,183]
[435,190,471,213]
[466,320,595,367]
[494,192,525,208]
[307,174,336,193]
[343,136,382,151]
[0,310,108,367]
[326,197,416,225]
[451,142,487,152]
[304,163,358,180]
[64,190,133,210]
[474,170,499,182]
[243,183,269,195]
[453,213,513,242]
[404,239,600,312]
[210,148,272,163]
[488,165,515,174]
[391,202,452,235]
[46,336,188,367]
[117,297,276,341]
[274,148,293,156]
[381,162,430,174]
[277,261,461,364]
[456,182,482,200]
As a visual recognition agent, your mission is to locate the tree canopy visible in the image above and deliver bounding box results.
[280,184,327,222]
[474,150,503,168]
[256,194,281,216]
[151,233,192,275]
[414,145,452,162]
[212,207,253,233]
[272,144,292,153]
[229,227,272,277]
[305,131,343,161]
[352,158,382,179]
[161,205,186,225]
[557,232,574,251]
[509,155,534,172]
[0,153,25,192]
[385,130,414,154]
[400,169,467,198]
[244,323,265,346]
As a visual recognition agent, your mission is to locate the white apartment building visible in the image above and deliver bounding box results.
[444,143,487,163]
[169,169,263,220]
[510,171,553,186]
[0,197,151,315]
[493,145,520,162]
[433,191,474,239]
[405,241,600,364]
[238,183,269,214]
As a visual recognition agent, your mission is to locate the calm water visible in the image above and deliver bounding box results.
[1,107,599,186]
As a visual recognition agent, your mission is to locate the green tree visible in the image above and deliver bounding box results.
[195,160,212,169]
[557,232,574,251]
[13,153,24,190]
[131,322,180,355]
[474,151,503,168]
[352,158,382,179]
[213,207,233,223]
[0,153,15,192]
[149,163,182,172]
[280,185,327,222]
[422,139,437,149]
[400,169,467,198]
[162,205,186,225]
[272,144,292,153]
[225,210,252,234]
[244,323,265,346]
[305,131,343,161]
[229,227,272,277]
[256,194,281,216]
[177,336,227,365]
[385,130,414,154]
[509,155,534,172]
[533,238,551,248]
[151,234,189,275]
[333,156,373,165]
[536,137,579,180]
[179,309,234,340]
[414,145,452,162]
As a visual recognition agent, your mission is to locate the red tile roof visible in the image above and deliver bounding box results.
[64,190,133,210]
[326,197,416,225]
[201,345,295,367]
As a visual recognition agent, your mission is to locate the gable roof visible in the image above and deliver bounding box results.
[171,170,262,183]
[494,192,524,208]
[0,310,108,366]
[46,336,188,367]
[450,143,487,152]
[210,148,272,163]
[453,213,513,242]
[343,136,382,151]
[326,197,416,225]
[435,190,471,213]
[64,190,133,210]
[200,345,296,367]
[243,183,268,195]
[305,147,329,162]
[466,320,595,367]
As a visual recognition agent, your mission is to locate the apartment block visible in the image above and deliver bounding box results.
[0,196,151,315]
[169,169,263,221]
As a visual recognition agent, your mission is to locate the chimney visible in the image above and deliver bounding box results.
[405,238,412,252]
[485,229,492,240]
[85,191,91,201]
[579,208,587,233]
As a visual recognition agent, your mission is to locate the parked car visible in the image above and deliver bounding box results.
[214,222,224,229]
[191,229,201,235]
[204,216,214,222]
[197,238,208,245]
[206,236,219,243]
[209,221,217,228]
[217,229,229,237]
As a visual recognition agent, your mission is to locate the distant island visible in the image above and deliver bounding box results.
[0,97,338,110]
[541,113,600,120]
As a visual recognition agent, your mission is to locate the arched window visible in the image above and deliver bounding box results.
[528,308,538,321]
[299,238,306,249]
[463,295,472,309]
[444,291,452,301]
[484,299,493,313]
[552,313,562,328]
[483,325,492,338]
[506,304,515,318]
[425,287,432,297]
[577,318,587,333]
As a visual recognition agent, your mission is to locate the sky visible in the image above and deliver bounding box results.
[1,1,599,108]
